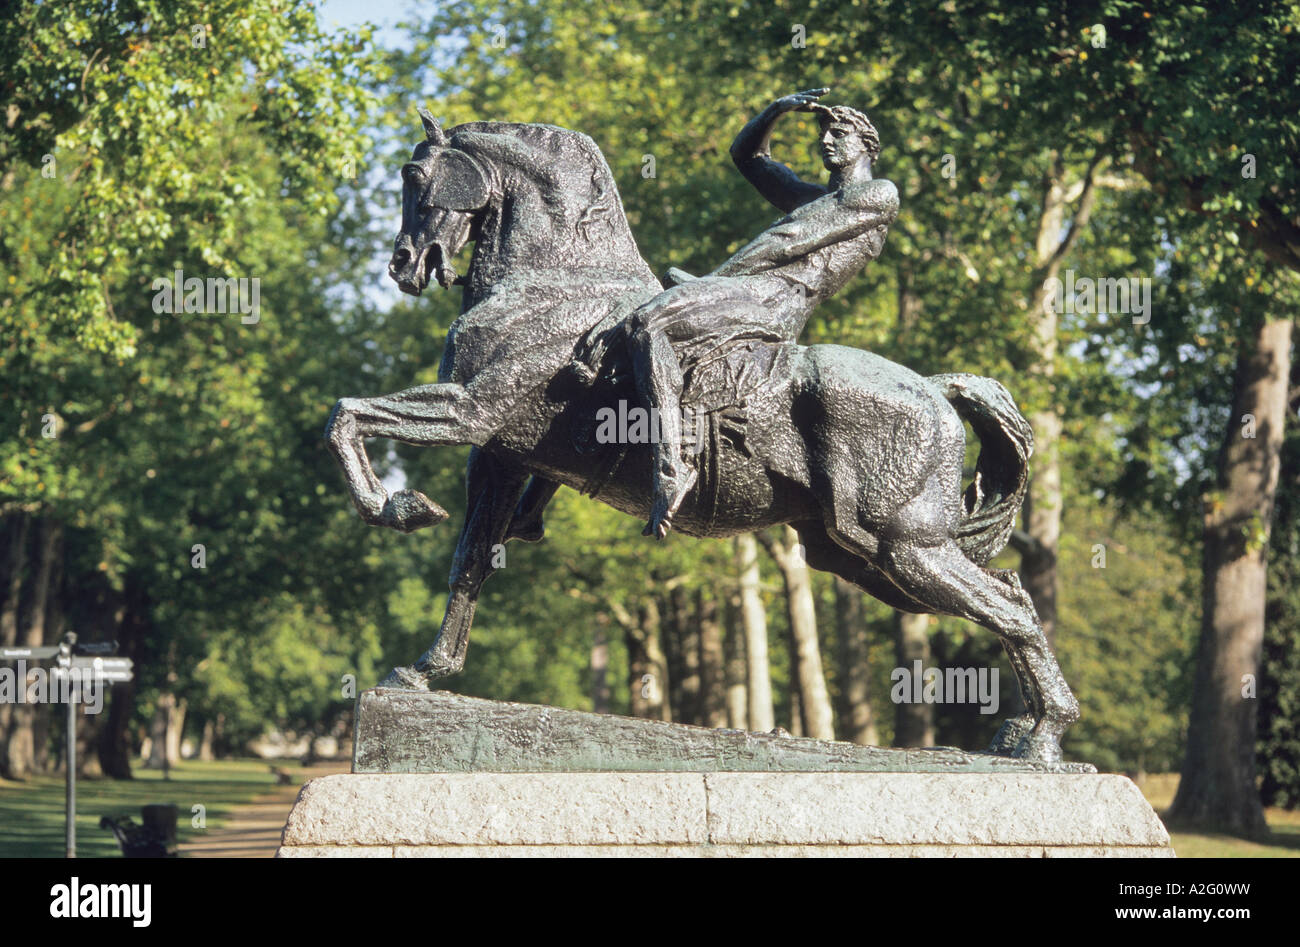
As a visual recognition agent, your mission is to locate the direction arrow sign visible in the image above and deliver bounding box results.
[54,657,134,683]
[73,642,119,657]
[1,646,61,661]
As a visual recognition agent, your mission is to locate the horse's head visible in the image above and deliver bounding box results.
[388,109,492,296]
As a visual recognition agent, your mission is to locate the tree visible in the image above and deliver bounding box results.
[759,526,834,740]
[735,534,775,732]
[0,0,390,775]
[833,577,879,745]
[1172,315,1291,834]
[837,0,1300,830]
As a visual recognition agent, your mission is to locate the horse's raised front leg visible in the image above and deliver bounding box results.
[381,447,529,689]
[325,382,491,532]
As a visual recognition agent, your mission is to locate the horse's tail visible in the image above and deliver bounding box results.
[928,373,1034,567]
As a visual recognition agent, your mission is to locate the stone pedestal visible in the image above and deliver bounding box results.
[277,771,1172,857]
[278,689,1173,858]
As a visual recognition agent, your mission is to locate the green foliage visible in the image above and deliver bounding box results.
[1055,497,1198,772]
[0,0,396,755]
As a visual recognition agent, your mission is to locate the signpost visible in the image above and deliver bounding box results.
[0,631,133,858]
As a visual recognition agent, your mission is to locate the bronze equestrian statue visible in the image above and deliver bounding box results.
[324,90,1080,763]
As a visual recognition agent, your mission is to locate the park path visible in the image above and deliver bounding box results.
[179,760,351,858]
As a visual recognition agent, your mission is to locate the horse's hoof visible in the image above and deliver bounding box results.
[379,490,448,533]
[989,714,1035,756]
[506,517,545,543]
[1012,732,1064,764]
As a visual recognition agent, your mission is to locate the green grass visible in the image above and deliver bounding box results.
[1139,773,1300,857]
[0,759,300,858]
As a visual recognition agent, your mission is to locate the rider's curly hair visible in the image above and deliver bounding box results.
[812,105,881,162]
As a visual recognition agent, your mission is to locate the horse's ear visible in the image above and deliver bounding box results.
[418,107,447,145]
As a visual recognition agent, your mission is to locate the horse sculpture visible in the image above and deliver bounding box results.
[324,113,1081,764]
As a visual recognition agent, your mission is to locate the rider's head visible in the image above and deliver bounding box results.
[813,106,880,173]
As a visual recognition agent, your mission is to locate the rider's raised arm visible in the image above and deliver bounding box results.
[730,101,828,214]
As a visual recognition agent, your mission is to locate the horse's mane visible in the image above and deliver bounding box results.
[448,121,625,246]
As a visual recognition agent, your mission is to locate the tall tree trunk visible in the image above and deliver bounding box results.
[146,696,187,770]
[834,577,879,745]
[99,581,145,779]
[148,693,181,771]
[788,668,804,736]
[1017,153,1103,648]
[0,513,29,779]
[212,713,228,759]
[659,590,684,724]
[198,717,216,761]
[0,515,27,645]
[31,523,63,773]
[735,534,774,732]
[638,598,671,721]
[5,517,59,779]
[1169,316,1292,836]
[75,705,104,778]
[696,589,728,728]
[669,585,699,725]
[759,526,835,740]
[722,595,748,730]
[605,593,670,721]
[591,617,610,714]
[170,699,187,764]
[893,612,935,747]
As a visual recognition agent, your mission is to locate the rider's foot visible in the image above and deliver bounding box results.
[643,466,698,540]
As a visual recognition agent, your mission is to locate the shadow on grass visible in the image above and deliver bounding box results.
[0,759,302,858]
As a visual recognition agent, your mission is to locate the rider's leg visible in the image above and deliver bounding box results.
[626,297,697,538]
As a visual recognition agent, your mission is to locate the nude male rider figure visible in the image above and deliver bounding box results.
[510,88,899,540]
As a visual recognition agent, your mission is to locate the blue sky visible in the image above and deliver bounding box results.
[316,0,413,49]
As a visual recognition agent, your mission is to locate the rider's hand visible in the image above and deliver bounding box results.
[769,88,830,115]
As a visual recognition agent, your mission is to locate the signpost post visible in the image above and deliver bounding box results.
[60,635,75,859]
[1,631,133,858]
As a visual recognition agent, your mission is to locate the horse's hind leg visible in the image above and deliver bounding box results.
[794,520,928,614]
[381,448,529,689]
[981,569,1044,755]
[506,476,561,543]
[818,456,1047,757]
[803,522,1040,755]
[869,528,1080,763]
[821,470,1066,759]
[817,518,1043,755]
